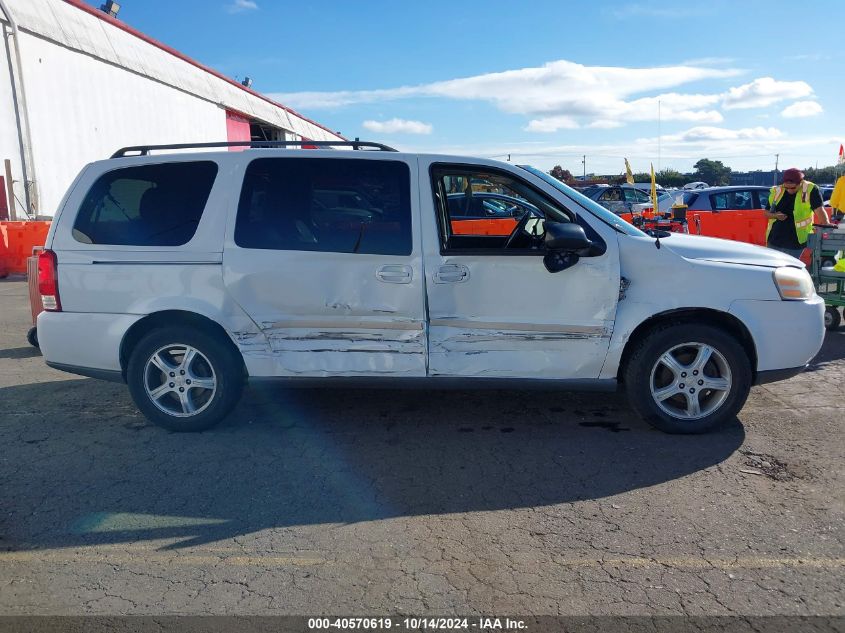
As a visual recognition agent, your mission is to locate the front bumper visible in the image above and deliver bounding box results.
[729,296,825,376]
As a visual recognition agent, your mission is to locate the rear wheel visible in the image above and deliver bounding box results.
[623,323,752,434]
[126,326,244,431]
[824,306,841,330]
[26,326,39,349]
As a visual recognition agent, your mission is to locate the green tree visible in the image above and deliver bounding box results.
[804,165,838,185]
[550,165,574,182]
[693,159,732,186]
[656,168,687,188]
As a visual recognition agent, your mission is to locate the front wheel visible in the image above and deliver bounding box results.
[126,326,244,432]
[623,324,752,434]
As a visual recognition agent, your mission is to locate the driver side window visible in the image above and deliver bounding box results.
[431,165,572,253]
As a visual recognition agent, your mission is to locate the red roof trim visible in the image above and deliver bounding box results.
[62,0,343,140]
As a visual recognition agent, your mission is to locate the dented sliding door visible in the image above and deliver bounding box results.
[222,155,426,377]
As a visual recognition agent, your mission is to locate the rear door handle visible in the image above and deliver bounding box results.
[435,264,470,283]
[376,264,413,284]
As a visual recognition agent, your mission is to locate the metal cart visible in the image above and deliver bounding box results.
[808,225,845,330]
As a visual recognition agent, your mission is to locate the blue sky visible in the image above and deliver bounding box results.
[88,0,843,175]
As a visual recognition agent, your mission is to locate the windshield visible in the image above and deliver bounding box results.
[518,165,647,237]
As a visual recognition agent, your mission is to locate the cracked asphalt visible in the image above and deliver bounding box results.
[0,278,843,616]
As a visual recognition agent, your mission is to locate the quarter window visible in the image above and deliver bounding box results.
[73,162,218,246]
[235,158,412,255]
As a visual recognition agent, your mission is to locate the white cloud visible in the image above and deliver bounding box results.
[525,116,580,133]
[668,126,784,142]
[781,100,823,118]
[226,0,258,13]
[362,118,433,135]
[721,77,813,110]
[392,129,845,176]
[272,59,741,130]
[273,61,824,135]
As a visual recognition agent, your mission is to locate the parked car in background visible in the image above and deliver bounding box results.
[446,192,541,235]
[584,184,673,215]
[682,186,772,246]
[682,186,771,212]
[683,181,709,190]
[820,186,834,205]
[446,191,539,219]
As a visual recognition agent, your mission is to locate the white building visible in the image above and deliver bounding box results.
[0,0,343,218]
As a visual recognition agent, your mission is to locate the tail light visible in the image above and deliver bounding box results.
[37,249,61,311]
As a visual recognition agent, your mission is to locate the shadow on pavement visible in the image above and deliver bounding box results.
[805,330,845,372]
[0,378,744,551]
[0,346,41,360]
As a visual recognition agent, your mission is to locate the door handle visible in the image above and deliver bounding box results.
[435,264,470,283]
[376,264,413,284]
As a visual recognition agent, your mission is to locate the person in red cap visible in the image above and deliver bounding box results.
[764,168,829,258]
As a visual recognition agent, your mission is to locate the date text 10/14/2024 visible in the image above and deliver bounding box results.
[307,617,527,630]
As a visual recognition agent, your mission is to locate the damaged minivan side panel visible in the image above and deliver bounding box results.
[222,154,427,377]
[417,156,622,380]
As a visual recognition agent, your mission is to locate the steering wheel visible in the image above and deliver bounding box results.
[503,208,543,249]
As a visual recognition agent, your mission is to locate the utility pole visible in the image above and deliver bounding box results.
[658,99,661,172]
[773,154,780,185]
[582,155,586,181]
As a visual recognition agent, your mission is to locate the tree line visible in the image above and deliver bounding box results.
[550,160,842,187]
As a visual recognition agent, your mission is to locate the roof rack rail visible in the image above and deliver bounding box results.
[110,139,398,158]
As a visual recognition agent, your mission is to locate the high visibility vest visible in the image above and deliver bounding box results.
[766,180,817,245]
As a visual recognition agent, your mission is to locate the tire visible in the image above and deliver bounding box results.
[126,326,244,432]
[824,306,841,331]
[821,256,836,268]
[26,326,39,349]
[623,323,752,434]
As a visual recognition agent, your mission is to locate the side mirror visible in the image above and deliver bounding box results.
[543,222,594,273]
[544,222,592,251]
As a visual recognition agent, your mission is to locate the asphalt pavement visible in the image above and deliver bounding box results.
[0,278,843,616]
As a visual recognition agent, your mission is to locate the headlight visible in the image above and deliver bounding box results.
[773,266,815,300]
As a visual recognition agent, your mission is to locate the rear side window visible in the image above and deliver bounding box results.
[73,162,217,246]
[235,158,412,255]
[710,190,753,211]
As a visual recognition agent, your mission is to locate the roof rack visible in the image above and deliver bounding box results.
[110,139,398,158]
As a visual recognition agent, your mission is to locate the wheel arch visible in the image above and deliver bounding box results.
[119,310,245,379]
[617,308,758,383]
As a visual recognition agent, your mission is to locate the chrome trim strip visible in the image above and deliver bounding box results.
[429,318,607,335]
[91,261,222,265]
[261,319,425,331]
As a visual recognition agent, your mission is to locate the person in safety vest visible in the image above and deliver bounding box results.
[765,168,829,258]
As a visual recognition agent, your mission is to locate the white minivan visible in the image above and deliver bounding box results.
[36,141,825,433]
